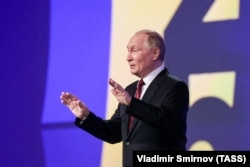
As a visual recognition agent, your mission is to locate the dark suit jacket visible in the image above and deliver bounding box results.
[75,68,189,167]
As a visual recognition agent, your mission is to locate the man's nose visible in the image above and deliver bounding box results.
[126,52,132,61]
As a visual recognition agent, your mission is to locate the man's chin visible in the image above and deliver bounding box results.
[130,70,136,74]
[130,70,139,77]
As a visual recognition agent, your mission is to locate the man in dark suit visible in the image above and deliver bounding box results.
[60,29,189,167]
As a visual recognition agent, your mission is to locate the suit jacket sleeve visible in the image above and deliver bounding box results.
[74,106,123,144]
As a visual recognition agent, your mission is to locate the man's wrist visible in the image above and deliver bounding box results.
[79,112,90,124]
[126,95,132,106]
[79,116,87,125]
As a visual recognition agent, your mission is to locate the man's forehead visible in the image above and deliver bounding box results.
[133,32,148,39]
[128,34,148,46]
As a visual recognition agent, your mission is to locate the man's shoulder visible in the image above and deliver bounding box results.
[158,68,184,83]
[160,71,188,89]
[166,74,182,82]
[125,80,138,89]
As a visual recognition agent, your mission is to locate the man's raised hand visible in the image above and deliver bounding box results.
[109,78,132,106]
[60,92,89,119]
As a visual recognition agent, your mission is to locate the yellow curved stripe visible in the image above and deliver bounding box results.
[102,1,182,166]
[189,140,214,151]
[203,0,240,22]
[189,71,236,108]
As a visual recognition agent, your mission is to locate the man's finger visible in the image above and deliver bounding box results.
[109,78,124,91]
[60,92,75,105]
[111,88,119,96]
[109,78,116,87]
[61,96,71,105]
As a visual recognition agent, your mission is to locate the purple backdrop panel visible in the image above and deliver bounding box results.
[41,0,111,166]
[42,127,102,167]
[42,0,111,123]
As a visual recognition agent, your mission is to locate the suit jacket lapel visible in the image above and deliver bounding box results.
[127,68,169,136]
[142,68,168,103]
[126,82,137,135]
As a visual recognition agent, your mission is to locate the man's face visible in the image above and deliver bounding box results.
[126,33,155,78]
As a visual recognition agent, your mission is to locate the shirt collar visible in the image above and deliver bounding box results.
[142,63,165,86]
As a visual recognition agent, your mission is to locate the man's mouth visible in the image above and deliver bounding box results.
[129,64,135,69]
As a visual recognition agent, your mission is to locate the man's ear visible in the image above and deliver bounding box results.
[152,47,160,61]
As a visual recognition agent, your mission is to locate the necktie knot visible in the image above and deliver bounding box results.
[137,79,145,89]
[134,79,144,99]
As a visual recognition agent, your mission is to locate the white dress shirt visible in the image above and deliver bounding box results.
[139,63,165,99]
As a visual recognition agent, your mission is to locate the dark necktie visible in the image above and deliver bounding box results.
[129,79,145,130]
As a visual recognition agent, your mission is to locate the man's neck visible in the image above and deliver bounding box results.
[141,61,164,79]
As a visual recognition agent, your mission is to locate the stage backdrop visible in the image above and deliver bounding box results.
[1,0,249,167]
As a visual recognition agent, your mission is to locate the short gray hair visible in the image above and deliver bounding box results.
[136,29,165,61]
